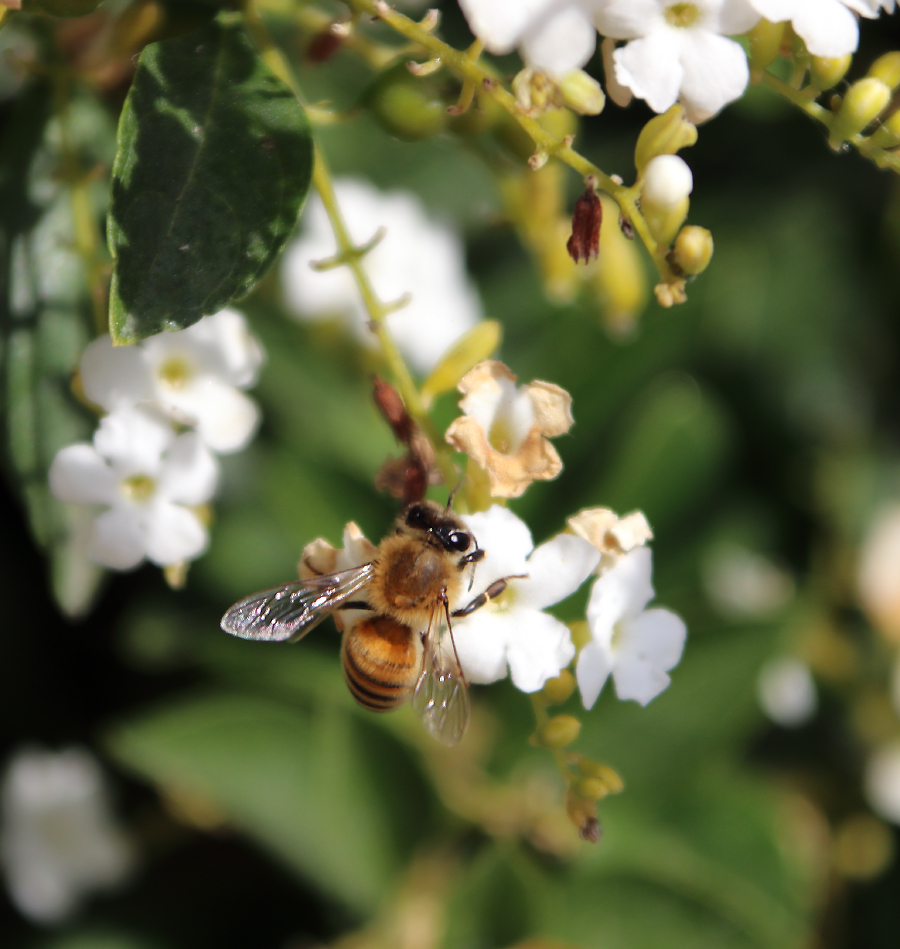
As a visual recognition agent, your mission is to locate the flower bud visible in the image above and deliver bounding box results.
[534,714,581,748]
[363,63,447,142]
[746,19,785,80]
[577,759,624,794]
[634,105,697,173]
[576,777,610,801]
[643,196,689,247]
[868,52,900,91]
[542,670,576,705]
[869,109,900,148]
[642,154,693,208]
[669,225,713,276]
[592,195,647,336]
[829,77,892,149]
[560,70,606,116]
[810,55,852,92]
[420,321,502,405]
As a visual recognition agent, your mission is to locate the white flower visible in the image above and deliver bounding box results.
[865,741,900,824]
[595,0,761,121]
[0,747,134,924]
[749,0,894,57]
[642,154,694,207]
[458,0,598,77]
[49,406,218,570]
[577,546,686,707]
[702,543,794,619]
[282,179,483,375]
[757,657,817,727]
[450,506,600,692]
[80,309,264,454]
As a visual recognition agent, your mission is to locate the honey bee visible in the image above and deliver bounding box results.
[220,500,511,746]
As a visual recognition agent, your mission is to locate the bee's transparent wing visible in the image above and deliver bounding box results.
[220,564,375,643]
[412,604,470,746]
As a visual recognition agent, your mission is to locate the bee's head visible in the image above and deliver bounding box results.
[404,502,474,554]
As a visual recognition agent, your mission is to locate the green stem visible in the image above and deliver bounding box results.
[343,0,666,278]
[245,1,458,485]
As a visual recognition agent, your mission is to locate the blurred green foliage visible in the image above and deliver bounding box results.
[2,2,900,949]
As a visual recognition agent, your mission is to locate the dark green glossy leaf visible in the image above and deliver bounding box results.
[0,85,114,617]
[107,12,313,343]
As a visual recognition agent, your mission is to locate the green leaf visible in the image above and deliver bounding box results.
[0,84,114,617]
[107,690,402,914]
[107,12,313,343]
[23,0,103,15]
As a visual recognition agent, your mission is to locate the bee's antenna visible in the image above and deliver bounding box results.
[446,479,465,509]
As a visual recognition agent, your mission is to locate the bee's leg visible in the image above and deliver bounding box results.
[451,576,525,618]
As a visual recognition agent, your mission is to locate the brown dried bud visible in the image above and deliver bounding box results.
[566,186,602,264]
[307,28,345,64]
[373,375,414,445]
[579,816,602,844]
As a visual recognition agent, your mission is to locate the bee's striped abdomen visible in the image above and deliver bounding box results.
[341,615,421,712]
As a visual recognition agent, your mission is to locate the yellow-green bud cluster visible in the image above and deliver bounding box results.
[829,77,892,150]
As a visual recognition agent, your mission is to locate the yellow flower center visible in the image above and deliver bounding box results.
[665,2,699,27]
[157,356,193,390]
[121,474,156,503]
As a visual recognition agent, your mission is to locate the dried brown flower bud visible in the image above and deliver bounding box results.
[566,185,602,264]
[307,28,345,64]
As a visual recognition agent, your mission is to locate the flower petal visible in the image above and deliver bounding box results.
[460,505,533,604]
[587,546,655,639]
[79,336,151,411]
[157,433,218,505]
[457,0,559,53]
[715,0,764,33]
[520,5,597,76]
[614,32,684,114]
[517,534,600,610]
[93,406,172,477]
[594,0,667,38]
[451,609,512,684]
[791,0,859,56]
[172,379,261,454]
[87,507,146,570]
[620,607,687,672]
[49,444,117,505]
[611,654,672,705]
[748,0,801,18]
[141,501,208,566]
[505,609,575,692]
[189,309,265,388]
[677,31,749,120]
[576,640,613,709]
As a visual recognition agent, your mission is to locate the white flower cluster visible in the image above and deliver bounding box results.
[0,747,134,924]
[49,310,264,571]
[458,0,896,120]
[282,178,483,375]
[322,505,686,707]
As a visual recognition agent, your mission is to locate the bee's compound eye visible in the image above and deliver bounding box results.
[447,531,470,552]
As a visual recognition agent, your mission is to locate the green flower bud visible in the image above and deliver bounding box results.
[669,225,714,276]
[577,759,624,794]
[560,70,606,116]
[747,19,786,80]
[593,194,648,337]
[829,77,892,149]
[542,670,576,705]
[869,108,900,148]
[363,63,447,142]
[576,777,610,801]
[420,321,502,405]
[868,51,900,91]
[634,105,697,174]
[535,714,581,748]
[810,55,852,92]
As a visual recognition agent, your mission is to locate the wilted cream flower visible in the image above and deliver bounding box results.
[298,522,377,631]
[445,361,573,499]
[567,507,653,573]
